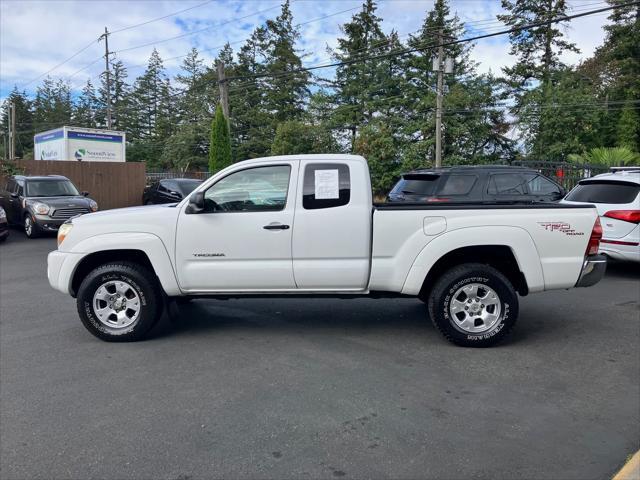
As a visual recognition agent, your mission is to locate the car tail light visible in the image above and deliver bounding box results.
[426,197,451,203]
[603,210,640,223]
[585,217,603,256]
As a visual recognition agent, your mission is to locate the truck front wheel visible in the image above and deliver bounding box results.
[428,263,518,347]
[76,262,163,342]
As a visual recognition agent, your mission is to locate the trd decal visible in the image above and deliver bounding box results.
[538,222,585,236]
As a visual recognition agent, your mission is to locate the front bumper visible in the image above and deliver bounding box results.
[47,250,85,295]
[575,254,607,288]
[33,215,67,231]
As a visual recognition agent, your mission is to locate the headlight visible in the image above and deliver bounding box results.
[33,202,50,215]
[89,199,98,212]
[57,223,73,247]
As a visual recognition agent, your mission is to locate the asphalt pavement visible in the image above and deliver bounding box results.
[1,231,638,480]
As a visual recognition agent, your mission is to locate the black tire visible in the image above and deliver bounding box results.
[76,262,163,342]
[427,263,518,347]
[24,214,40,238]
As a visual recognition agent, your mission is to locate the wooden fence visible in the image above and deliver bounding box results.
[11,160,146,210]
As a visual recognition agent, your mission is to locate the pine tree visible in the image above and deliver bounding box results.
[73,79,99,127]
[209,104,232,172]
[0,87,33,158]
[230,28,272,160]
[499,0,580,158]
[262,0,309,123]
[331,0,388,150]
[175,48,207,124]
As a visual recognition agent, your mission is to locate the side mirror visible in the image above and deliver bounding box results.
[185,191,205,214]
[81,191,90,197]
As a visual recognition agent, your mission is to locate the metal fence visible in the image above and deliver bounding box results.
[146,171,213,183]
[511,161,610,190]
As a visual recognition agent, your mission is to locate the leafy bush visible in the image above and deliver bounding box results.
[568,147,639,167]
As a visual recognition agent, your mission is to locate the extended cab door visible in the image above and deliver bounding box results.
[292,159,372,290]
[175,162,298,292]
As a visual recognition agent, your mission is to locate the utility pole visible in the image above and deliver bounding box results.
[435,29,444,168]
[216,62,230,120]
[8,102,16,160]
[99,27,112,129]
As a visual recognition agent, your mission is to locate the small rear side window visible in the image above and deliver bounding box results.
[438,174,477,195]
[488,174,527,195]
[565,181,640,204]
[390,174,440,196]
[303,163,351,210]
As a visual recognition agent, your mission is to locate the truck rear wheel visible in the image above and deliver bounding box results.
[76,262,163,342]
[427,263,518,347]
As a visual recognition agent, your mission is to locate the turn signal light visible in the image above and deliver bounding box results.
[585,217,603,256]
[603,210,640,224]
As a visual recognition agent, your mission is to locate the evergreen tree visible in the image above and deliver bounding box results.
[175,48,207,124]
[616,102,639,149]
[209,104,232,172]
[331,0,388,150]
[73,79,99,127]
[0,87,33,158]
[499,0,581,158]
[262,0,309,123]
[271,120,336,155]
[230,28,272,160]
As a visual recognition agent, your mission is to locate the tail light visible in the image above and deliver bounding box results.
[585,217,603,256]
[603,210,640,224]
[426,197,451,203]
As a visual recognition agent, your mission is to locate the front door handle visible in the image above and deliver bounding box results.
[263,223,290,230]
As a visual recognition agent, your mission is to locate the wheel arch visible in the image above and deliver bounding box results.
[418,245,528,299]
[67,233,182,297]
[401,226,545,297]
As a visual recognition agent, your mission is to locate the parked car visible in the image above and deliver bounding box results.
[0,175,98,238]
[48,154,605,347]
[562,168,639,262]
[143,178,203,205]
[387,165,566,204]
[0,207,8,242]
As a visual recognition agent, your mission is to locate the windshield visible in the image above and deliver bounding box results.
[25,180,80,197]
[565,181,639,204]
[174,180,202,196]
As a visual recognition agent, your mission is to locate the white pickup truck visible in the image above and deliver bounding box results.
[48,155,606,347]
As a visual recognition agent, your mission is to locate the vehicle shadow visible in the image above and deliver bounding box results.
[148,296,557,347]
[605,260,640,280]
[150,298,434,340]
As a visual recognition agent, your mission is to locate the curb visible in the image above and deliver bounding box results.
[613,450,640,480]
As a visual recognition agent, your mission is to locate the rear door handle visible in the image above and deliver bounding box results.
[263,223,290,230]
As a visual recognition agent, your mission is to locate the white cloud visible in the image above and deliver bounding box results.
[0,0,613,98]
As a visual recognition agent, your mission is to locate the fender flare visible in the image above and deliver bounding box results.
[69,232,182,296]
[401,225,546,295]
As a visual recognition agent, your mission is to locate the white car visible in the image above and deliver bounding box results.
[563,168,640,262]
[48,154,606,347]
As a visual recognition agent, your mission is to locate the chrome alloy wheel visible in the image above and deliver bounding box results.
[449,283,501,334]
[92,280,141,329]
[24,216,33,236]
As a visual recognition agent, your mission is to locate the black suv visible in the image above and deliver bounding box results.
[143,178,203,205]
[387,165,566,204]
[0,175,98,238]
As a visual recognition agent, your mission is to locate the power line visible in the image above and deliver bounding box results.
[20,37,101,89]
[113,3,284,54]
[110,0,215,34]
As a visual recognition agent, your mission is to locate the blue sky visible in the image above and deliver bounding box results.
[0,0,612,103]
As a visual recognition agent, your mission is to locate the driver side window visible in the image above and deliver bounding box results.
[203,165,291,213]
